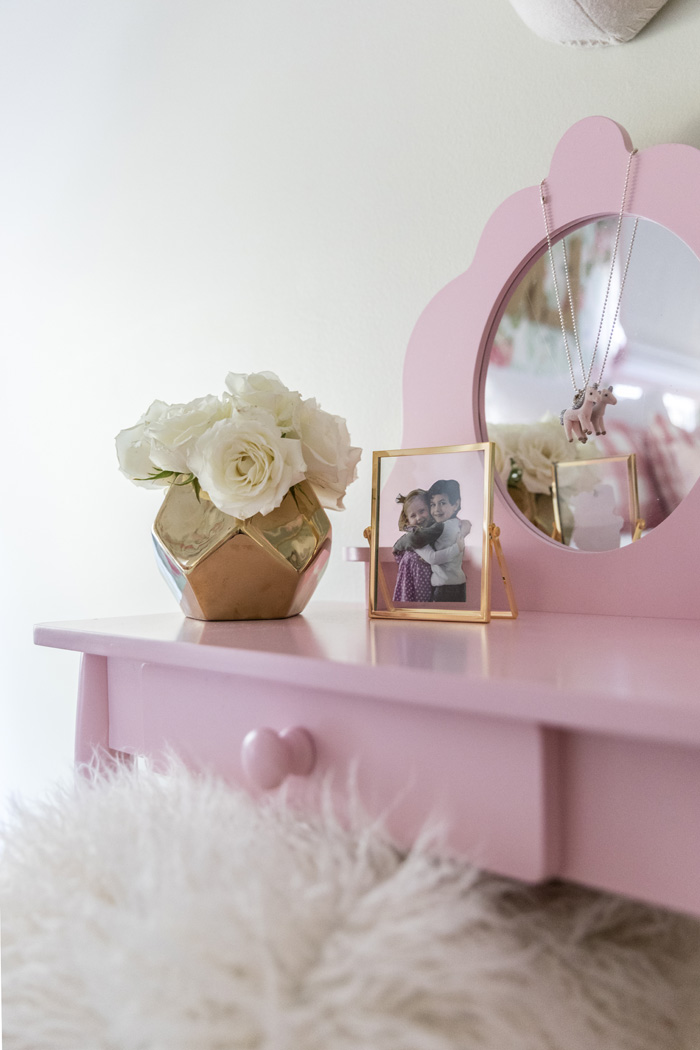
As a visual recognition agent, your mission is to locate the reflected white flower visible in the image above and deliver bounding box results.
[489,417,600,495]
[488,423,526,489]
[514,419,572,494]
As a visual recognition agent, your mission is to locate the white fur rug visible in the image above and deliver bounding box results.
[2,763,700,1050]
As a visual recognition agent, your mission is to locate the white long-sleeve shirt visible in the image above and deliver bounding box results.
[415,517,471,586]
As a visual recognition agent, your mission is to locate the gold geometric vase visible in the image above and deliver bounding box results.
[152,480,332,621]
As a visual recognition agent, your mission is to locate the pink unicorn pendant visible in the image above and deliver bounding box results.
[590,384,617,436]
[560,385,603,443]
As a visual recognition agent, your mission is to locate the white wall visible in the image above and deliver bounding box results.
[3,0,700,812]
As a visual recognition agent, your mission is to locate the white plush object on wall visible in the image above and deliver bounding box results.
[507,0,671,46]
[2,762,700,1050]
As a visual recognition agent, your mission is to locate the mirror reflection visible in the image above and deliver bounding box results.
[484,216,700,549]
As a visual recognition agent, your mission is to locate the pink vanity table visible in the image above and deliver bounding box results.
[33,604,700,917]
[34,118,700,918]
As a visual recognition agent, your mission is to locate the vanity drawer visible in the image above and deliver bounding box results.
[559,732,700,915]
[108,660,559,883]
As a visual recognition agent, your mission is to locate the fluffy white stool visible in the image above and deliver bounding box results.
[2,762,699,1050]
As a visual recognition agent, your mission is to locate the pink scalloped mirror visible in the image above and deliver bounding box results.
[484,215,700,551]
[399,117,700,618]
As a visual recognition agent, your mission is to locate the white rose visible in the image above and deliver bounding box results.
[147,395,231,474]
[513,418,572,494]
[488,423,525,488]
[299,398,361,510]
[115,400,171,488]
[188,408,306,519]
[225,371,302,435]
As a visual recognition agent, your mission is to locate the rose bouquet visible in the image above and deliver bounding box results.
[116,371,361,520]
[490,418,599,495]
[489,417,600,538]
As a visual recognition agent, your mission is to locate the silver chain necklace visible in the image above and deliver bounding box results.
[540,148,638,415]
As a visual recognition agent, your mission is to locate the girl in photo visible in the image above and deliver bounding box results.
[392,490,434,602]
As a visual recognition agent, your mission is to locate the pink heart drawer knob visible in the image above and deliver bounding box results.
[241,726,316,790]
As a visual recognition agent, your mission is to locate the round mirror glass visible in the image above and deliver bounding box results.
[483,216,700,551]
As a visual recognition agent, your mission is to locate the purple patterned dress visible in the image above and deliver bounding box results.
[393,549,433,602]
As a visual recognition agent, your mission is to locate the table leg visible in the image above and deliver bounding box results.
[75,653,135,774]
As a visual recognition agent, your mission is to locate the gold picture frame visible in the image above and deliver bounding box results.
[551,453,645,549]
[368,442,516,623]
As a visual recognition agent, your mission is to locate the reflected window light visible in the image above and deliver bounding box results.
[663,393,697,432]
[613,384,643,400]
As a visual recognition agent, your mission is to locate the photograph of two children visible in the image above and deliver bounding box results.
[369,443,496,622]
